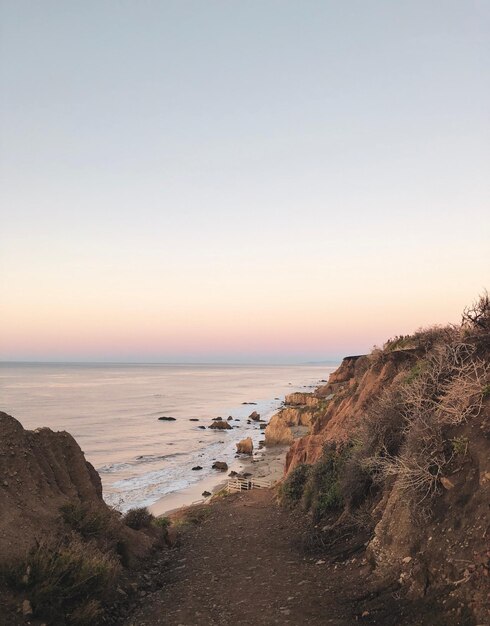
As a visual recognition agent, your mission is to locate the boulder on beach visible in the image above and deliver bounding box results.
[249,411,261,421]
[202,491,211,497]
[192,466,203,471]
[198,425,206,429]
[212,416,223,421]
[189,418,199,422]
[158,416,176,421]
[236,437,253,455]
[212,461,228,471]
[227,416,233,421]
[209,421,232,430]
[228,470,238,477]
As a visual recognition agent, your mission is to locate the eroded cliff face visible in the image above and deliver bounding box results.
[279,336,490,624]
[0,412,153,563]
[285,350,420,473]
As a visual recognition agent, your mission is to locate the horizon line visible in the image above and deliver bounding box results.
[0,359,343,366]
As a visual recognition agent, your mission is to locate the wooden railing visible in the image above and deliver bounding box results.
[227,477,273,492]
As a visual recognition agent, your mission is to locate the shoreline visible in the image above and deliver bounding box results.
[150,433,305,516]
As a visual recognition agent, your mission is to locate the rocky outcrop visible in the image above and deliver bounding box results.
[212,461,228,471]
[285,351,419,472]
[264,414,294,445]
[265,406,315,445]
[0,412,154,564]
[236,437,253,455]
[209,421,232,430]
[284,392,321,408]
[0,412,104,561]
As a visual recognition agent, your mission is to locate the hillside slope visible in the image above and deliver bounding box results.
[278,297,490,624]
[0,412,164,625]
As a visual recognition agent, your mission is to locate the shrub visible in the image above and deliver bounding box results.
[60,501,113,539]
[123,507,154,530]
[4,537,120,624]
[451,436,469,456]
[363,332,489,506]
[152,516,171,530]
[339,453,373,511]
[281,464,311,507]
[462,290,490,332]
[301,445,351,522]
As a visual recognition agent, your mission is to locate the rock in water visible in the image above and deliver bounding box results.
[209,421,232,430]
[236,437,253,455]
[212,461,228,471]
[158,416,176,421]
[249,411,261,421]
[192,466,203,471]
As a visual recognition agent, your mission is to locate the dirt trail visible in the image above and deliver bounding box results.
[125,490,455,626]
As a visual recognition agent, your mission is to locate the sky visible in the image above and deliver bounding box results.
[0,1,489,363]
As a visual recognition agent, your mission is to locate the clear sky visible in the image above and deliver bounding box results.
[1,1,489,363]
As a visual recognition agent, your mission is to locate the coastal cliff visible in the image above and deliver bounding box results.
[1,295,488,625]
[278,298,490,624]
[0,413,165,625]
[0,413,104,561]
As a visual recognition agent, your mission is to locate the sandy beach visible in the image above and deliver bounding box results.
[150,429,308,516]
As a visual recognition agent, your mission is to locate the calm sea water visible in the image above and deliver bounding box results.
[0,363,335,511]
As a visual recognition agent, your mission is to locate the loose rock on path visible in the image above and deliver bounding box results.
[125,490,453,626]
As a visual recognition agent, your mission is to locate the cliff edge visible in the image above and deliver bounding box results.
[278,296,490,624]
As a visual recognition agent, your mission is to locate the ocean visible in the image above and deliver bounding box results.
[0,363,335,512]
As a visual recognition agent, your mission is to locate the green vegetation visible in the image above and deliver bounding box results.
[405,360,426,384]
[123,506,154,530]
[451,436,469,456]
[281,464,311,507]
[172,505,212,528]
[282,292,490,522]
[152,516,171,530]
[303,446,347,522]
[60,501,114,539]
[281,446,351,522]
[3,538,119,625]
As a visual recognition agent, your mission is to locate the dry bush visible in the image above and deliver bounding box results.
[462,290,490,332]
[401,341,488,427]
[123,506,154,530]
[366,419,445,504]
[4,537,120,624]
[362,331,488,506]
[339,454,373,511]
[60,501,117,540]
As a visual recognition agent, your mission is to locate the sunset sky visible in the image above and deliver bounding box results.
[1,1,489,363]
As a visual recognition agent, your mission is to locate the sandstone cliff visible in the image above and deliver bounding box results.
[285,350,420,472]
[279,307,490,624]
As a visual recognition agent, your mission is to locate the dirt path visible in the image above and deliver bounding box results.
[125,490,456,626]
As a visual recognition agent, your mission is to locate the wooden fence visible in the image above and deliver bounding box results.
[227,477,273,492]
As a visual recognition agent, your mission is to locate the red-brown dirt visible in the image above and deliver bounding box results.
[125,490,469,626]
